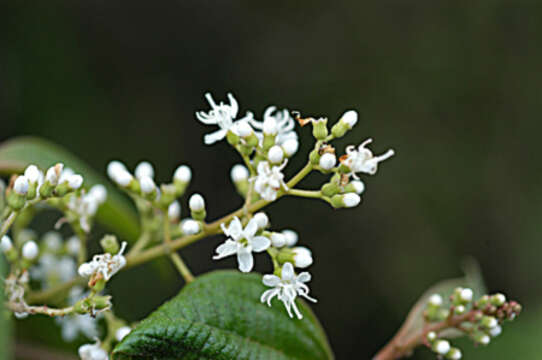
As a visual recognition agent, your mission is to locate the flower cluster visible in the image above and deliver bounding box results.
[423,288,522,359]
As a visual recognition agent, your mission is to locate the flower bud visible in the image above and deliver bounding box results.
[253,212,269,229]
[282,229,298,247]
[181,219,201,235]
[89,185,107,204]
[433,340,450,355]
[189,193,205,211]
[475,333,490,345]
[459,288,473,302]
[282,139,299,157]
[173,165,191,195]
[446,347,462,360]
[292,246,312,268]
[78,342,108,360]
[490,293,506,306]
[489,325,502,337]
[236,121,254,137]
[321,182,340,197]
[67,174,84,190]
[312,118,328,140]
[116,326,132,342]
[13,176,29,195]
[24,165,42,184]
[454,304,466,315]
[100,235,120,254]
[271,232,286,247]
[1,235,13,252]
[139,175,155,193]
[426,331,437,342]
[45,163,64,186]
[66,236,81,257]
[263,117,278,135]
[331,110,358,138]
[22,240,39,260]
[428,294,443,307]
[231,164,249,183]
[480,315,498,329]
[168,201,181,221]
[114,169,134,187]
[331,193,361,208]
[268,145,284,164]
[344,180,365,195]
[135,161,154,179]
[319,153,337,170]
[43,231,62,252]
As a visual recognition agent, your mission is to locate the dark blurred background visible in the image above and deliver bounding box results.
[1,1,541,359]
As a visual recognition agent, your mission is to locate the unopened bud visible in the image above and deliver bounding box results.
[319,153,337,170]
[22,240,39,260]
[331,193,361,208]
[292,246,312,268]
[268,146,284,164]
[100,235,120,254]
[231,164,249,183]
[181,219,201,235]
[282,139,299,157]
[271,232,286,247]
[135,161,154,179]
[253,212,269,229]
[490,293,506,306]
[312,118,328,140]
[282,229,298,247]
[13,176,29,195]
[344,180,365,195]
[168,201,181,221]
[433,340,450,355]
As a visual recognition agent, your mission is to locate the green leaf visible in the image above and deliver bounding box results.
[0,136,139,241]
[113,271,334,360]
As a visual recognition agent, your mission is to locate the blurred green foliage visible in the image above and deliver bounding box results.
[1,1,541,358]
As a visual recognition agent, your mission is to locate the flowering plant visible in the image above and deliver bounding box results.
[0,93,520,359]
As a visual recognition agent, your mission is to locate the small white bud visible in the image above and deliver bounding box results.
[489,325,502,337]
[460,288,473,302]
[174,165,192,183]
[455,304,466,314]
[319,153,337,170]
[253,212,269,229]
[114,169,133,187]
[24,165,42,183]
[107,161,127,180]
[78,262,94,278]
[282,139,299,157]
[292,246,312,268]
[230,164,249,182]
[89,185,107,204]
[426,331,437,342]
[168,201,181,220]
[340,110,358,128]
[43,231,62,252]
[434,340,450,355]
[492,293,506,306]
[13,176,29,195]
[181,219,201,235]
[139,176,156,194]
[428,294,443,307]
[115,326,131,342]
[263,117,278,135]
[282,229,298,247]
[479,334,490,345]
[58,168,75,184]
[78,342,108,360]
[1,235,13,252]
[235,121,253,137]
[271,232,286,247]
[268,145,284,164]
[350,180,365,194]
[189,193,205,212]
[449,348,462,360]
[22,240,39,260]
[66,236,81,256]
[67,174,84,190]
[45,163,64,185]
[135,161,154,179]
[343,193,361,208]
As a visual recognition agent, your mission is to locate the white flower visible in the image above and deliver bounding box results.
[135,161,154,179]
[22,241,39,260]
[282,229,298,247]
[78,242,127,281]
[1,235,13,252]
[260,262,316,319]
[67,187,107,233]
[13,176,29,195]
[196,93,251,145]
[319,153,337,170]
[173,165,192,183]
[31,254,76,288]
[253,212,269,229]
[250,106,298,154]
[230,164,249,183]
[189,193,205,212]
[342,138,395,177]
[168,201,181,221]
[292,247,313,268]
[213,216,271,272]
[181,219,201,235]
[115,326,131,342]
[78,341,108,360]
[253,161,288,201]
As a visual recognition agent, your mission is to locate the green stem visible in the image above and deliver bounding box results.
[286,189,323,199]
[0,211,18,238]
[169,252,194,283]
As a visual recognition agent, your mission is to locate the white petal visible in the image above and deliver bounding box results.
[228,217,243,239]
[262,274,281,287]
[281,262,295,281]
[296,272,311,283]
[237,249,254,273]
[261,288,280,306]
[203,129,228,145]
[244,218,259,238]
[251,236,271,252]
[213,240,238,260]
